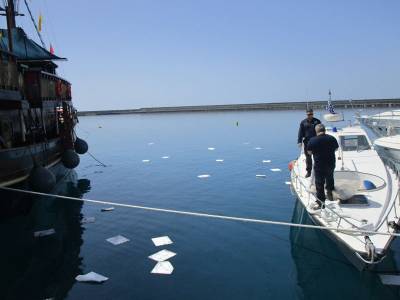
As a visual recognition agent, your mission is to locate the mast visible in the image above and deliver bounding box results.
[5,0,16,52]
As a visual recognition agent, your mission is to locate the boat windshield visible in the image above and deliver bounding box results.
[340,135,370,151]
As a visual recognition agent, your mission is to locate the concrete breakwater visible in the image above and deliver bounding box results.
[78,98,400,116]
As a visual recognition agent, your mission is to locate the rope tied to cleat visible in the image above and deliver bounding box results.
[1,186,400,237]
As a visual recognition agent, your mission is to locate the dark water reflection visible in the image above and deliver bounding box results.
[290,200,400,300]
[0,166,90,300]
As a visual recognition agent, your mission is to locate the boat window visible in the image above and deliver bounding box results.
[340,135,370,151]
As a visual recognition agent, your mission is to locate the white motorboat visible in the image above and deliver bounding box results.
[358,110,400,136]
[290,125,400,270]
[374,135,400,162]
[356,109,400,162]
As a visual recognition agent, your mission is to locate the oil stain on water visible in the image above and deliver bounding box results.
[1,110,400,300]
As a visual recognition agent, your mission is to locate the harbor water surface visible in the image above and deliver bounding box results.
[1,109,400,300]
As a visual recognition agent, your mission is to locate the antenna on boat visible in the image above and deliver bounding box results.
[1,0,24,53]
[305,88,310,111]
[3,0,16,52]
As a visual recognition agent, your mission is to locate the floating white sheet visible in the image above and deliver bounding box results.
[81,216,96,224]
[152,236,173,247]
[207,147,215,151]
[380,274,400,285]
[262,160,271,163]
[162,156,169,159]
[270,168,281,172]
[198,174,210,178]
[34,228,55,237]
[148,249,176,262]
[106,235,130,245]
[101,207,114,212]
[216,159,224,162]
[254,147,262,150]
[148,142,154,145]
[142,159,150,163]
[76,272,109,283]
[285,181,292,185]
[256,174,266,178]
[151,261,174,275]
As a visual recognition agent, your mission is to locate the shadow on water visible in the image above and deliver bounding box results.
[0,164,91,300]
[289,200,400,300]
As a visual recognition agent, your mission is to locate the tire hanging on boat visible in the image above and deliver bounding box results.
[74,137,88,154]
[62,149,80,169]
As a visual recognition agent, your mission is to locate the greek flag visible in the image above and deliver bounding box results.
[326,100,336,114]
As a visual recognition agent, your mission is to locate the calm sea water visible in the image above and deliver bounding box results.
[1,109,400,300]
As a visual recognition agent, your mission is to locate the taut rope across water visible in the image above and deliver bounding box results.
[1,186,400,237]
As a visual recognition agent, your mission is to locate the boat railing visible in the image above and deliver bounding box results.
[292,165,365,234]
[24,69,72,102]
[374,155,400,232]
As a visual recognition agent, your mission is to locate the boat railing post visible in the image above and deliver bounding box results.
[337,217,342,229]
[394,192,399,219]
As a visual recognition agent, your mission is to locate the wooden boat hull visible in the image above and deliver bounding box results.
[0,138,63,187]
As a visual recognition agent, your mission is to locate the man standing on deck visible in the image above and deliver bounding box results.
[297,108,321,177]
[307,124,339,209]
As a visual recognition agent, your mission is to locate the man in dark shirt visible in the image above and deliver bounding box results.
[307,124,339,208]
[297,108,321,177]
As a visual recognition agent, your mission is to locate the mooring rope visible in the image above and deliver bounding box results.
[1,186,400,237]
[87,151,107,167]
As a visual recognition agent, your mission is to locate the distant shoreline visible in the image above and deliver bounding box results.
[77,98,400,116]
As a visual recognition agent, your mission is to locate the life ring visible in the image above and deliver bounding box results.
[55,80,62,97]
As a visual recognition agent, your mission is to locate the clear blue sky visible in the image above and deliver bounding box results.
[3,0,400,110]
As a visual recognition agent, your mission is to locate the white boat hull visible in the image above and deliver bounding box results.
[290,126,400,270]
[374,135,400,161]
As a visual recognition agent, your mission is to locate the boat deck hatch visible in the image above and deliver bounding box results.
[339,194,369,206]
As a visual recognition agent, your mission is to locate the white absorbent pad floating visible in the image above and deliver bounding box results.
[152,236,173,247]
[207,147,215,151]
[148,249,177,262]
[380,274,400,285]
[81,217,96,224]
[256,174,266,178]
[216,159,224,162]
[270,168,281,172]
[76,272,109,283]
[262,160,271,163]
[285,181,291,185]
[162,156,169,159]
[101,207,114,212]
[34,228,55,237]
[142,160,150,163]
[106,235,130,245]
[198,174,210,178]
[151,261,174,275]
[254,147,262,150]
